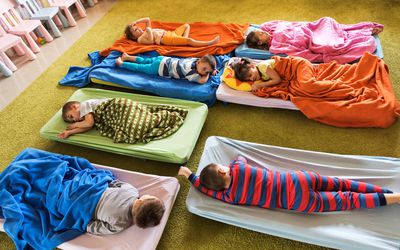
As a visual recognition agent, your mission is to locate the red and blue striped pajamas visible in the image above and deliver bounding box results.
[188,160,392,212]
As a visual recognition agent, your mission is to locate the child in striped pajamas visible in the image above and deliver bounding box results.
[115,53,218,84]
[179,156,400,212]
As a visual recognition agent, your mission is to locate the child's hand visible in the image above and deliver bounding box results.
[178,166,192,178]
[58,131,70,139]
[251,82,261,92]
[211,69,219,76]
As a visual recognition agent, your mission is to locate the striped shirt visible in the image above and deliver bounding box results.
[158,57,201,82]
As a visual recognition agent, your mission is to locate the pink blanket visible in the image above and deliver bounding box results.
[260,17,383,64]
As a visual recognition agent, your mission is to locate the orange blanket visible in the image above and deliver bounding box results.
[100,21,249,57]
[254,53,400,128]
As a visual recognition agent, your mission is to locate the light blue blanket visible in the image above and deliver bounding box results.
[0,148,115,250]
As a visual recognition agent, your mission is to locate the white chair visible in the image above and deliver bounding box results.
[16,0,68,37]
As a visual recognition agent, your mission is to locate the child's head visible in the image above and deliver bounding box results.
[245,30,271,50]
[132,194,165,229]
[199,163,230,191]
[232,58,261,82]
[62,101,81,123]
[196,55,217,76]
[124,24,143,41]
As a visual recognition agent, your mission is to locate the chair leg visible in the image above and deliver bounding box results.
[0,60,13,76]
[63,7,77,27]
[18,41,36,60]
[75,1,87,17]
[13,43,26,56]
[53,14,62,27]
[57,12,69,28]
[25,33,40,53]
[0,52,17,72]
[48,19,62,37]
[38,24,54,42]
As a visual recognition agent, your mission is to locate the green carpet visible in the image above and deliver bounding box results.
[1,0,399,249]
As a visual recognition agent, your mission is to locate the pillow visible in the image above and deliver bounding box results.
[221,66,253,92]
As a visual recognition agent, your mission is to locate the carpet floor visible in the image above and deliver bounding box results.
[1,0,399,249]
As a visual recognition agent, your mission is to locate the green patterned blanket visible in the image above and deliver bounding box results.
[93,98,188,143]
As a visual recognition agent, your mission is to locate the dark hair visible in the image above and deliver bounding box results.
[245,31,268,50]
[62,101,79,122]
[124,24,137,41]
[231,58,253,82]
[134,197,165,228]
[200,163,226,191]
[200,55,217,70]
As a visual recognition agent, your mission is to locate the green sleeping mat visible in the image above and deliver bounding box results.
[40,88,208,163]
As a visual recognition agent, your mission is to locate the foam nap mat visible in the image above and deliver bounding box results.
[235,24,384,61]
[0,148,179,250]
[186,136,400,250]
[40,88,208,163]
[216,82,299,110]
[59,50,230,106]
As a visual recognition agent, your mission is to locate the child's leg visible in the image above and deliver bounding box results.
[120,56,163,75]
[187,36,220,47]
[173,23,190,37]
[306,171,392,194]
[304,190,389,212]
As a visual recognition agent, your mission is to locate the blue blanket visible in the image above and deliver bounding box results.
[0,148,115,250]
[59,51,231,106]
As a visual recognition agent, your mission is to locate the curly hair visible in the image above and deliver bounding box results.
[124,24,137,41]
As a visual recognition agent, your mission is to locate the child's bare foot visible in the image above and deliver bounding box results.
[371,27,383,35]
[116,57,123,66]
[121,52,136,62]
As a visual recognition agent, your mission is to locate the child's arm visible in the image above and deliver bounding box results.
[196,74,210,84]
[131,17,151,28]
[137,27,154,44]
[178,166,229,201]
[251,68,282,91]
[58,126,92,139]
[67,113,95,130]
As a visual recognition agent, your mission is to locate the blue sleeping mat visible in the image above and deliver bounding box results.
[60,51,231,106]
[187,136,400,250]
[235,24,384,60]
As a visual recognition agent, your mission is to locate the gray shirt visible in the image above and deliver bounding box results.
[86,180,139,235]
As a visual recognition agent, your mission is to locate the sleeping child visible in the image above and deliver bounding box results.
[58,97,188,143]
[125,17,220,47]
[87,179,165,234]
[179,156,400,212]
[116,53,218,84]
[244,17,384,63]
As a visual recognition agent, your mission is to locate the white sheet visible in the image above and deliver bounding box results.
[186,136,400,250]
[216,82,299,110]
[1,164,180,250]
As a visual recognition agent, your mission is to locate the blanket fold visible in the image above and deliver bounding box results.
[0,148,114,250]
[261,17,383,63]
[100,21,249,57]
[93,98,188,143]
[254,53,400,128]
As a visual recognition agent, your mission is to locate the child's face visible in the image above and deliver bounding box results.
[129,24,144,40]
[196,60,213,76]
[65,103,81,123]
[246,64,261,82]
[216,164,231,178]
[254,30,271,46]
